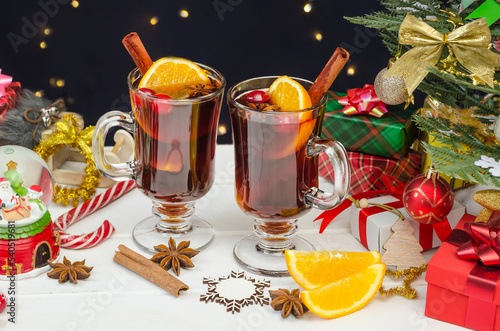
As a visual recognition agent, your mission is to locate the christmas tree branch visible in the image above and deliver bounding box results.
[426,67,500,95]
[414,115,500,156]
[347,0,500,189]
[424,143,500,186]
[344,12,403,31]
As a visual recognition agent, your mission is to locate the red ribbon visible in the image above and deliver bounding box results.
[0,69,12,97]
[457,222,500,266]
[419,223,434,250]
[314,174,405,233]
[0,82,22,118]
[464,265,499,331]
[359,200,404,247]
[337,84,389,118]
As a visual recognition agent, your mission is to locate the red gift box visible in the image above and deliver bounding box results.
[425,213,500,331]
[318,149,421,195]
[0,82,21,120]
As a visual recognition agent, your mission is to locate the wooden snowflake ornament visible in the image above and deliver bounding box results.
[200,270,270,314]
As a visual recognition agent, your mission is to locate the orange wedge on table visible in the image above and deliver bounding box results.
[138,57,211,97]
[285,250,385,319]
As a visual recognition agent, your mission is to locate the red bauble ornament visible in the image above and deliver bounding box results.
[0,293,6,313]
[402,168,454,224]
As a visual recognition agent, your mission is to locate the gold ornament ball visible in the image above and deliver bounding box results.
[374,68,408,105]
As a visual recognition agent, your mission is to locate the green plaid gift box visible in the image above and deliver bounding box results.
[321,91,419,159]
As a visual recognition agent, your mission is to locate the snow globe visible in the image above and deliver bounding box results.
[0,145,60,279]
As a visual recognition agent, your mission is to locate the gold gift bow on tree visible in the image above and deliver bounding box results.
[385,13,500,95]
[51,115,94,156]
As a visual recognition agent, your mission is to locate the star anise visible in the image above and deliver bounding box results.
[269,288,308,318]
[247,102,280,112]
[150,237,199,276]
[186,83,217,98]
[47,256,93,284]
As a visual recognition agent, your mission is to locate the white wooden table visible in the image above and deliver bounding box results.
[0,145,473,331]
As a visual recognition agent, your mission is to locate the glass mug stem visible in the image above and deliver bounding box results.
[153,201,195,233]
[253,219,298,253]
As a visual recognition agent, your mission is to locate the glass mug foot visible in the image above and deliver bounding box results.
[133,214,215,253]
[233,234,315,277]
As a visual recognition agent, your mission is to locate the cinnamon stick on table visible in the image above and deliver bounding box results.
[122,32,153,75]
[113,244,189,297]
[308,47,350,106]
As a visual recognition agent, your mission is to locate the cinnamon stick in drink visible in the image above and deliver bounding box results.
[308,47,350,106]
[122,32,153,75]
[113,245,189,297]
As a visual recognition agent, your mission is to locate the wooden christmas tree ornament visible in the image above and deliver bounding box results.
[382,217,427,270]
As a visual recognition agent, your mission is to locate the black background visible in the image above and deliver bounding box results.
[0,0,388,143]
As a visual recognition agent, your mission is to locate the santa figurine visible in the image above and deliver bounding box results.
[27,185,44,212]
[0,178,17,209]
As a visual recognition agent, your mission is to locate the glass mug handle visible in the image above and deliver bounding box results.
[92,110,136,181]
[305,136,351,210]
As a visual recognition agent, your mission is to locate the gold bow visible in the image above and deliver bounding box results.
[385,14,500,95]
[51,114,94,156]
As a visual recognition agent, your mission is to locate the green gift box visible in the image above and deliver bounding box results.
[321,91,419,159]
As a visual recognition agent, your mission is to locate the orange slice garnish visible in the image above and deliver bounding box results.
[268,76,312,111]
[138,57,210,96]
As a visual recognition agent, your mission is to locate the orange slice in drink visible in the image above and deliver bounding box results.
[138,57,211,96]
[295,115,316,151]
[285,250,382,290]
[300,264,386,318]
[268,76,312,111]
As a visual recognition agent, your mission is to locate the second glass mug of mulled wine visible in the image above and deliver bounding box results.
[227,76,350,276]
[93,64,225,253]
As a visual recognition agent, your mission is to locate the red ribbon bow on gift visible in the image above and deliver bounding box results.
[314,174,405,233]
[0,69,13,98]
[338,84,389,118]
[457,221,500,267]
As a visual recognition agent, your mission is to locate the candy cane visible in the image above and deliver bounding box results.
[59,221,115,249]
[55,180,137,249]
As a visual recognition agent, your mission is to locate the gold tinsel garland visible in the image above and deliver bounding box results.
[34,114,100,206]
[379,264,427,299]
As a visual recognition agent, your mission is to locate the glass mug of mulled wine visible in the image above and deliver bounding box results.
[228,76,350,276]
[93,65,225,252]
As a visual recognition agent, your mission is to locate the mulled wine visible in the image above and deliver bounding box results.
[131,73,222,203]
[227,76,350,276]
[230,89,320,221]
[93,63,225,253]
